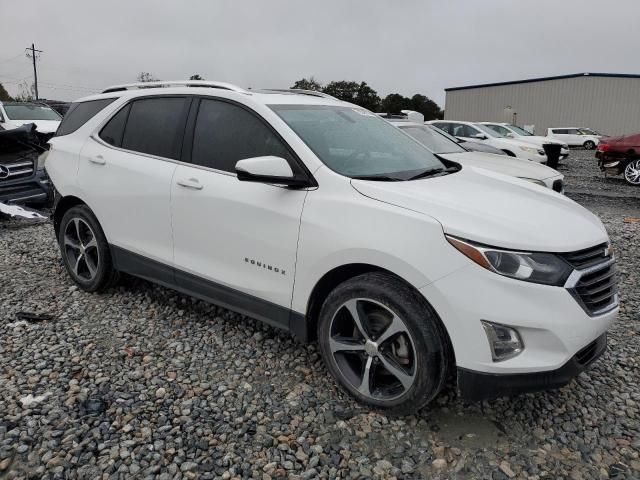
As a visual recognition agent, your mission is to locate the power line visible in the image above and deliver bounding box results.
[25,43,43,100]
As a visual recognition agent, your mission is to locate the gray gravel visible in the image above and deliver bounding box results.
[1,150,639,479]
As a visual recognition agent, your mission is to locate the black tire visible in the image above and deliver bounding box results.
[317,272,450,414]
[583,140,596,150]
[57,205,118,292]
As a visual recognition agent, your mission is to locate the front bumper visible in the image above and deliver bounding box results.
[420,261,617,376]
[0,168,53,206]
[457,333,607,401]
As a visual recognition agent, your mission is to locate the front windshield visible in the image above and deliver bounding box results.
[270,105,445,179]
[474,124,501,138]
[399,125,466,154]
[4,104,62,121]
[507,124,533,136]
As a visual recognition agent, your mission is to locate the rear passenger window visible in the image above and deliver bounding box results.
[99,104,130,147]
[56,98,117,136]
[191,99,294,172]
[120,97,189,159]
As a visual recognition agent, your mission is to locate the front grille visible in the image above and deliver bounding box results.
[561,243,608,269]
[574,263,617,313]
[552,179,564,193]
[0,155,35,182]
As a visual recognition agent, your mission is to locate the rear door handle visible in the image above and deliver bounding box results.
[176,178,203,190]
[89,155,106,165]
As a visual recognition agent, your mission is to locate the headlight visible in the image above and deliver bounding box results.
[446,236,573,286]
[517,177,546,187]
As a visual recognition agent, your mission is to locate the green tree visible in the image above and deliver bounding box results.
[189,74,204,80]
[380,93,412,114]
[291,77,322,91]
[354,82,381,112]
[0,83,12,101]
[409,94,443,120]
[137,72,159,83]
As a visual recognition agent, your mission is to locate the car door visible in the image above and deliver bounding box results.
[565,128,582,146]
[170,97,309,327]
[78,96,190,270]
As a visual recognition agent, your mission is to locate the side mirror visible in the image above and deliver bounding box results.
[506,133,515,138]
[472,133,487,140]
[235,156,311,188]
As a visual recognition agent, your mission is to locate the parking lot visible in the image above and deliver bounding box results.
[1,150,639,480]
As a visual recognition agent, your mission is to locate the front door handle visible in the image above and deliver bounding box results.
[89,155,106,165]
[176,178,203,190]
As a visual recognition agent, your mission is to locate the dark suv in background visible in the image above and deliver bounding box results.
[0,124,53,206]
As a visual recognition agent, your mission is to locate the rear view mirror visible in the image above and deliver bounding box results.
[235,156,311,188]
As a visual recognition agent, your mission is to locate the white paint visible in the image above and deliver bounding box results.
[0,202,47,220]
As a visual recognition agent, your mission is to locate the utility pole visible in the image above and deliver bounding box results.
[25,43,43,100]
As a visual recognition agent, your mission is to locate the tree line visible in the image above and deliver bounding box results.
[137,73,443,120]
[291,77,443,120]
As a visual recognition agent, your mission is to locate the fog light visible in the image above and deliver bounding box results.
[481,321,523,361]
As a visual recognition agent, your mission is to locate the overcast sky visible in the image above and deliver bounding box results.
[1,0,639,106]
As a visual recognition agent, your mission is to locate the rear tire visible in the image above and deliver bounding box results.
[317,272,449,414]
[58,205,118,292]
[583,140,596,150]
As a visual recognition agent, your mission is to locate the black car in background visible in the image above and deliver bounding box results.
[0,124,53,206]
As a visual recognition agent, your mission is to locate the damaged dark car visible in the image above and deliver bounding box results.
[0,124,53,206]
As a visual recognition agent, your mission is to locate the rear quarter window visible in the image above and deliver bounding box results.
[56,98,117,136]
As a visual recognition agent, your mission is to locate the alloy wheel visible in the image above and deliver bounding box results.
[584,141,596,150]
[624,160,640,185]
[328,298,417,401]
[63,218,100,281]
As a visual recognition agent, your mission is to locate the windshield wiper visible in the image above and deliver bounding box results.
[407,166,459,181]
[351,174,403,182]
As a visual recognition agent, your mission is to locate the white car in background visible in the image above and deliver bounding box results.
[0,101,62,134]
[391,120,565,193]
[547,127,602,150]
[480,122,569,160]
[429,120,550,163]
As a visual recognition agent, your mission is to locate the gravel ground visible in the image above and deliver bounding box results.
[1,150,639,480]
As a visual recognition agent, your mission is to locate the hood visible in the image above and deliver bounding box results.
[5,119,60,134]
[441,151,561,181]
[350,166,607,252]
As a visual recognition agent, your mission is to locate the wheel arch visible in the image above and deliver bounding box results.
[302,263,455,367]
[53,195,87,237]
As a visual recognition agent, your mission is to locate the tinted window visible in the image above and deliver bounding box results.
[567,129,580,134]
[56,98,117,136]
[99,104,130,147]
[191,99,293,172]
[121,97,189,159]
[553,129,568,134]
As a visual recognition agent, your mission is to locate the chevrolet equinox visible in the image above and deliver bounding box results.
[46,81,618,413]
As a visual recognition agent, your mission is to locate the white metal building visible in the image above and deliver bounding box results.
[444,73,640,136]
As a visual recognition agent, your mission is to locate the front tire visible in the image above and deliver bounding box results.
[584,140,596,150]
[58,205,118,292]
[624,159,640,186]
[317,273,449,414]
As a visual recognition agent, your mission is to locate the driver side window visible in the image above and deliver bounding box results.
[191,99,294,173]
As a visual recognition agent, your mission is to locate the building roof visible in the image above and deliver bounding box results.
[445,72,640,92]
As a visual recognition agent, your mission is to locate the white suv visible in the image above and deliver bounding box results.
[0,101,62,133]
[547,128,601,149]
[429,120,551,163]
[47,81,618,412]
